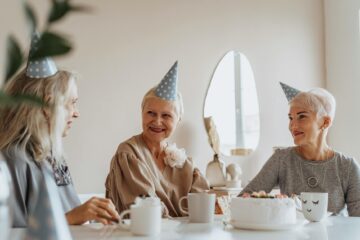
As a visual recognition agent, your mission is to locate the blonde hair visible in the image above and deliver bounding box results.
[141,87,184,120]
[0,69,76,163]
[290,88,336,123]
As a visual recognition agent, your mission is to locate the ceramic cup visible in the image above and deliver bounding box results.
[179,192,216,223]
[119,197,162,236]
[300,192,328,222]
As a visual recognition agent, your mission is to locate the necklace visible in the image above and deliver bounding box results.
[297,148,334,188]
[300,160,329,188]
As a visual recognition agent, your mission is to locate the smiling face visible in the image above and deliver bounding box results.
[62,80,80,137]
[142,97,179,144]
[288,106,324,147]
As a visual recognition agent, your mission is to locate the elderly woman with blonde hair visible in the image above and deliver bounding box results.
[0,34,119,227]
[105,62,209,217]
[240,82,360,216]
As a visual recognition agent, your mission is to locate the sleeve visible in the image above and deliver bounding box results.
[240,153,281,195]
[105,151,156,213]
[5,154,40,227]
[345,159,360,216]
[190,168,210,193]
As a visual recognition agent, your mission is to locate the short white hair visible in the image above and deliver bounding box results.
[141,87,184,120]
[290,88,336,122]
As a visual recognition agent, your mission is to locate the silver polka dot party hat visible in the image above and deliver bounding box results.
[26,32,58,79]
[280,82,301,102]
[155,61,178,101]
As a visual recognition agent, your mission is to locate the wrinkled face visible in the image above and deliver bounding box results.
[142,97,179,143]
[62,82,80,137]
[288,106,324,146]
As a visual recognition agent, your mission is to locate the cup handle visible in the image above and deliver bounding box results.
[179,196,188,215]
[294,196,303,213]
[118,209,131,230]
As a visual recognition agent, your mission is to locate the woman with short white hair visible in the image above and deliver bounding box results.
[105,62,209,217]
[240,82,360,216]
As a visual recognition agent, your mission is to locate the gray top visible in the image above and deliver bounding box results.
[241,147,360,216]
[3,148,80,227]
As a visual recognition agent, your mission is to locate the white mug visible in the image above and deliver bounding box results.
[300,192,328,222]
[179,192,216,223]
[118,197,162,236]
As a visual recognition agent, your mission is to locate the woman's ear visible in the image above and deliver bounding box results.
[322,116,332,129]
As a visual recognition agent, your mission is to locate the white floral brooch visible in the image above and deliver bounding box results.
[163,143,187,168]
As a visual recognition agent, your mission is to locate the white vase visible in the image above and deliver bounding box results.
[206,154,226,187]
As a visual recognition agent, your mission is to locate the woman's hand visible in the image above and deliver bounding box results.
[241,192,251,198]
[66,197,120,225]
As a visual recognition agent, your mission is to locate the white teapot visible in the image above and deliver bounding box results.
[119,196,162,236]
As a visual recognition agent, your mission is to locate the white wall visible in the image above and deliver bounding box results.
[0,0,325,193]
[324,0,360,161]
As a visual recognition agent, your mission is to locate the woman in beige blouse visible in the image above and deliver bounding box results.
[105,62,209,217]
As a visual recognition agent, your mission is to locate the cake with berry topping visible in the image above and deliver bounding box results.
[230,191,297,225]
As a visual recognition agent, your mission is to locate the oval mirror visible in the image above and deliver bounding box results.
[204,51,260,156]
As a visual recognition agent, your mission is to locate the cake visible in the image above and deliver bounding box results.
[230,192,297,225]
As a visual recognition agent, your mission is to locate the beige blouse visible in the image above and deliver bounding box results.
[105,134,210,217]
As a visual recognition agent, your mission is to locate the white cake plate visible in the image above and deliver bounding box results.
[229,219,306,231]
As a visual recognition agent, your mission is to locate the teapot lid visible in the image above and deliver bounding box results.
[134,196,161,207]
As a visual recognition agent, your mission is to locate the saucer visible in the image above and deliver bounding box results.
[118,219,181,231]
[228,219,306,231]
[173,214,224,222]
[162,219,181,231]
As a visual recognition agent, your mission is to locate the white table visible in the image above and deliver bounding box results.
[9,215,360,240]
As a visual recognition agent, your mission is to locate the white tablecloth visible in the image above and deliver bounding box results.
[9,215,360,240]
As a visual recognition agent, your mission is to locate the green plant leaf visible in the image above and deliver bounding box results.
[0,91,44,108]
[70,4,92,13]
[5,36,24,83]
[0,91,14,106]
[23,1,37,33]
[12,94,45,107]
[48,0,90,24]
[30,31,72,60]
[48,0,71,23]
